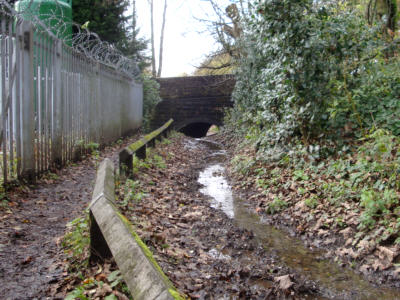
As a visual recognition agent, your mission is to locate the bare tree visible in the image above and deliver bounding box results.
[194,1,244,74]
[147,0,167,77]
[148,0,156,76]
[157,0,167,77]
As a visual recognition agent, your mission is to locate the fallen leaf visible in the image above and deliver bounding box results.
[274,274,294,290]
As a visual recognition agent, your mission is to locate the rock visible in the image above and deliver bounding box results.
[274,274,294,290]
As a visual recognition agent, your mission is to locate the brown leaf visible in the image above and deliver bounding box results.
[274,274,294,290]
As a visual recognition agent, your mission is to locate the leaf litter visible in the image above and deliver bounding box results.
[116,134,320,299]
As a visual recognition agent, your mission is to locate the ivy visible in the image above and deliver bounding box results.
[227,0,398,158]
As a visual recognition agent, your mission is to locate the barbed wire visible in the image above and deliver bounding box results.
[0,0,140,77]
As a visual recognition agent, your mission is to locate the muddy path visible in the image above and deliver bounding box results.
[118,134,400,299]
[117,135,321,299]
[0,134,139,300]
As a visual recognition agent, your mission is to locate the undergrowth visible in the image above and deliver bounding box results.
[62,212,90,273]
[231,128,400,245]
[62,211,131,299]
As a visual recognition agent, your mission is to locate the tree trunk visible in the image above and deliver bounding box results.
[149,0,156,77]
[157,0,167,77]
[132,0,136,31]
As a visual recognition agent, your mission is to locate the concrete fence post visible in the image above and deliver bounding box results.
[20,22,35,180]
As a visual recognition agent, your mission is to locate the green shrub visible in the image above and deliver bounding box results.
[226,0,399,156]
[142,75,161,133]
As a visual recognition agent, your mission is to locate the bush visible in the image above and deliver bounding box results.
[142,75,161,132]
[226,0,399,156]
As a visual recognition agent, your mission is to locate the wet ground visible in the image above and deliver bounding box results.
[0,134,139,300]
[117,135,321,298]
[119,134,400,299]
[2,132,400,299]
[199,137,400,299]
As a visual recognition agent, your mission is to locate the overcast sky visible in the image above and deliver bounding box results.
[134,0,232,77]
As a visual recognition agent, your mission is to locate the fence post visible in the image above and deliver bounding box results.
[20,21,35,180]
[52,40,62,167]
[96,62,103,146]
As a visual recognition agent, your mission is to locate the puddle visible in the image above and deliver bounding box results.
[196,138,400,300]
[184,139,203,151]
[184,138,222,151]
[198,164,234,218]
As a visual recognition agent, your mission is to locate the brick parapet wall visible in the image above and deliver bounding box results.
[152,75,235,130]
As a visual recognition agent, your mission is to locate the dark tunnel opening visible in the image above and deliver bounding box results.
[179,122,213,138]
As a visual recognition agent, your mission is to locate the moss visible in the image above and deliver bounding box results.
[125,118,173,154]
[127,139,146,153]
[168,288,186,300]
[115,211,185,298]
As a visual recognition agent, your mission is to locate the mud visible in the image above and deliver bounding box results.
[0,134,140,300]
[117,135,322,299]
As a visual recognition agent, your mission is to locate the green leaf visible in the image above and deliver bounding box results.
[105,294,118,300]
[110,280,121,288]
[107,270,121,282]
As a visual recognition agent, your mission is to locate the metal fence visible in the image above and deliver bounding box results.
[0,11,143,183]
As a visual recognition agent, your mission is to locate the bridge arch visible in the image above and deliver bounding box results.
[150,75,235,137]
[175,116,223,138]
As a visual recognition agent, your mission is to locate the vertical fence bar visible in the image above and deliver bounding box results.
[15,21,22,176]
[65,48,69,164]
[39,32,45,173]
[0,11,142,184]
[68,49,72,161]
[52,40,62,167]
[45,35,51,170]
[43,34,48,170]
[95,62,100,145]
[36,32,41,174]
[21,21,35,180]
[1,18,7,183]
[8,19,15,179]
[61,45,66,165]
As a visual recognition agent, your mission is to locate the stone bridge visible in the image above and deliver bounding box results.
[151,75,235,137]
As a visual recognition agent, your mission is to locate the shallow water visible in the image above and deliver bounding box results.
[196,138,400,300]
[198,164,234,218]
